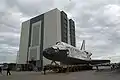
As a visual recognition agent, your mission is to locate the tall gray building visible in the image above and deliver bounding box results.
[18,8,76,69]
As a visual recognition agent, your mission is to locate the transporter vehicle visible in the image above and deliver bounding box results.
[43,40,110,73]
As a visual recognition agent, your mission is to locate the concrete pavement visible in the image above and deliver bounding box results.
[0,70,120,80]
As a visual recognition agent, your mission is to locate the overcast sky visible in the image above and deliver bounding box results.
[0,0,120,63]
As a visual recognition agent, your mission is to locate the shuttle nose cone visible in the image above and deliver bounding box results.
[43,47,55,56]
[43,47,56,60]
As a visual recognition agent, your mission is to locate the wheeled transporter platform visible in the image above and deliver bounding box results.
[43,64,93,73]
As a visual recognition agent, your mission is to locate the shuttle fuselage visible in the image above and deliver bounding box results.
[43,42,110,65]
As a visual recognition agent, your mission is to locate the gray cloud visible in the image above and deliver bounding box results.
[71,0,120,60]
[0,0,120,63]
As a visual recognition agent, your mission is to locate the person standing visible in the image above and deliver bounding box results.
[43,67,46,75]
[7,67,11,76]
[0,67,3,75]
[96,65,99,71]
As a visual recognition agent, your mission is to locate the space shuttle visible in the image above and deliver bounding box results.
[43,40,110,65]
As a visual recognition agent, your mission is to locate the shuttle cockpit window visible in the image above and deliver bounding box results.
[56,41,61,45]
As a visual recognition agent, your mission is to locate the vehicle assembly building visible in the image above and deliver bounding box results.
[18,8,76,69]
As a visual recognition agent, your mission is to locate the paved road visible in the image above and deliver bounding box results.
[0,70,120,80]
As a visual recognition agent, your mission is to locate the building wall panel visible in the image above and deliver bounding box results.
[18,20,30,64]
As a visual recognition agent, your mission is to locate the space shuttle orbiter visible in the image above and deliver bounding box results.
[43,40,110,65]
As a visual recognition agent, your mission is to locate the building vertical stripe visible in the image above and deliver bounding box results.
[40,15,44,70]
[29,14,44,70]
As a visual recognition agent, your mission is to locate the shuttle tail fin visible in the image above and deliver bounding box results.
[80,40,85,50]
